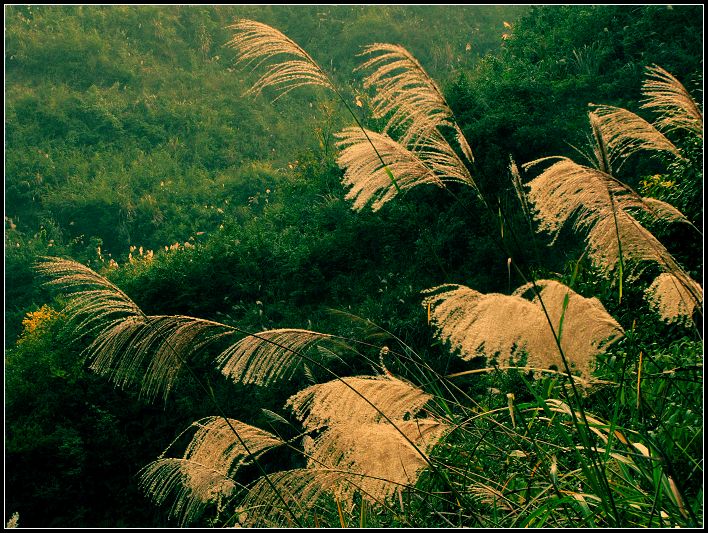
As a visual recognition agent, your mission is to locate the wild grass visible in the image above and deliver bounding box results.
[36,20,702,528]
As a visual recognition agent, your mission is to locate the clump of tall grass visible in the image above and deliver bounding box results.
[36,19,702,528]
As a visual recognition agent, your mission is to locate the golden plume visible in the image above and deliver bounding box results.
[36,258,349,400]
[331,42,479,213]
[236,468,348,527]
[225,22,478,211]
[641,65,702,139]
[139,418,281,525]
[86,314,229,402]
[287,375,435,429]
[423,281,623,377]
[524,151,692,283]
[264,376,449,512]
[183,417,284,475]
[36,257,231,401]
[358,43,474,162]
[645,273,703,325]
[304,419,448,506]
[589,104,683,167]
[139,458,239,526]
[335,127,443,211]
[217,328,338,386]
[226,19,334,98]
[35,256,143,331]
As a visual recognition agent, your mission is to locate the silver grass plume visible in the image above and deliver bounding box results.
[86,314,229,403]
[36,257,229,402]
[217,328,338,386]
[226,19,334,98]
[139,459,238,526]
[287,375,435,429]
[183,417,284,476]
[590,104,683,167]
[336,126,476,211]
[585,208,687,281]
[36,256,143,334]
[282,376,447,509]
[237,468,349,527]
[513,279,625,375]
[524,155,692,282]
[423,284,539,361]
[645,273,703,325]
[470,483,515,512]
[639,197,692,226]
[423,281,623,377]
[524,156,627,242]
[510,158,533,222]
[139,418,281,526]
[336,127,443,211]
[333,43,478,213]
[37,258,339,400]
[226,22,477,211]
[358,43,474,162]
[303,419,448,506]
[641,65,702,139]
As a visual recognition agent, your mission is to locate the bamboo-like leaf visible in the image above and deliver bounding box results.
[641,65,702,139]
[261,408,294,428]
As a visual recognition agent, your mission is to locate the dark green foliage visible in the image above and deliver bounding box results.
[6,310,163,527]
[447,5,702,190]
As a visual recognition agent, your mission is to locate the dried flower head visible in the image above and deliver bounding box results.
[423,281,623,376]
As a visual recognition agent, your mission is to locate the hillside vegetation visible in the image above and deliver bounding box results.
[5,5,702,528]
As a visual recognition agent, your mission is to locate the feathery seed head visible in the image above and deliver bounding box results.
[590,104,683,167]
[336,127,442,211]
[287,375,434,429]
[217,328,335,386]
[641,65,702,139]
[227,19,334,98]
[645,273,702,325]
[424,281,623,377]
